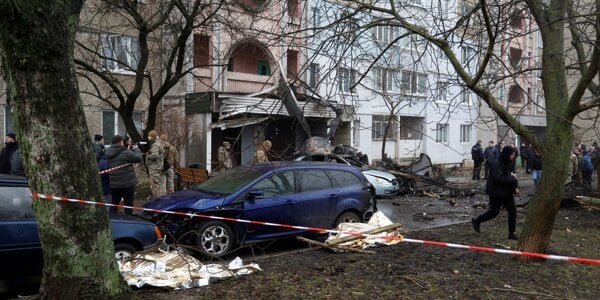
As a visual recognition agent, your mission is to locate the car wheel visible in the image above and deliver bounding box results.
[334,211,361,228]
[114,243,138,261]
[195,221,234,258]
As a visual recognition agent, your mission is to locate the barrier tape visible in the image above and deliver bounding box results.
[29,192,600,265]
[99,163,131,175]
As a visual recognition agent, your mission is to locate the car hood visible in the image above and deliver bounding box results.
[362,169,396,181]
[142,189,225,212]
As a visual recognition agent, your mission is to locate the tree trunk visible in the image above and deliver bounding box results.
[0,1,131,298]
[516,10,572,258]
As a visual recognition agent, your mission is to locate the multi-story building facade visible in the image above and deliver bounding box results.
[302,0,479,165]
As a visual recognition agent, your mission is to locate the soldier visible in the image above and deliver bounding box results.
[160,134,178,194]
[217,141,233,170]
[145,130,166,198]
[254,140,272,163]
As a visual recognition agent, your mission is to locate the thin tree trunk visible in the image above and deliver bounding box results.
[0,1,131,298]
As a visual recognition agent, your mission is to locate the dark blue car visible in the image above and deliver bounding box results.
[140,161,375,258]
[0,175,163,281]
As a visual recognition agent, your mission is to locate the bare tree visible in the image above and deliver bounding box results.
[0,1,131,297]
[75,0,218,142]
[315,0,600,257]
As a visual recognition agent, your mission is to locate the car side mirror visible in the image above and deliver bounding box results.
[248,189,264,200]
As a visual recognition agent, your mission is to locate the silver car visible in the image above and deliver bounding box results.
[294,154,400,197]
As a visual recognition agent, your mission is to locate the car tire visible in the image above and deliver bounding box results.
[114,243,138,261]
[195,221,234,258]
[334,211,361,228]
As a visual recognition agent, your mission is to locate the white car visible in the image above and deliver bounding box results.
[294,154,400,197]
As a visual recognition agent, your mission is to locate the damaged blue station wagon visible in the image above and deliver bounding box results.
[140,161,375,258]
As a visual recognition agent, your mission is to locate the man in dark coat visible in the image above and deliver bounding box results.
[472,145,519,240]
[106,135,143,215]
[482,141,496,179]
[0,133,23,175]
[471,140,484,180]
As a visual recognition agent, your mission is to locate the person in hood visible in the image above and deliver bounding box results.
[472,145,520,240]
[0,133,24,176]
[106,135,142,215]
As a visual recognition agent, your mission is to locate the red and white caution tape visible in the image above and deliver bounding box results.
[29,192,600,265]
[99,163,131,174]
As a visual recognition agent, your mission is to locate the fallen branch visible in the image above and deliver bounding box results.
[575,196,600,206]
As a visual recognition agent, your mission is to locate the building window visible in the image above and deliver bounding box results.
[4,106,14,136]
[510,10,524,29]
[311,7,320,33]
[372,115,398,140]
[287,50,299,78]
[536,93,545,113]
[509,47,523,69]
[461,90,471,104]
[309,63,320,89]
[287,0,300,17]
[101,33,140,73]
[460,125,471,143]
[436,123,449,143]
[257,61,271,76]
[401,71,427,96]
[497,84,505,102]
[437,0,450,19]
[339,13,358,44]
[373,22,400,45]
[508,85,522,103]
[102,111,144,140]
[461,45,475,66]
[436,81,449,102]
[193,34,211,68]
[374,68,400,92]
[405,0,423,5]
[399,117,422,140]
[338,68,356,93]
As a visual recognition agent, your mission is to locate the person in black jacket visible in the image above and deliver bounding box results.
[471,140,484,180]
[482,141,496,179]
[472,145,520,240]
[106,135,143,215]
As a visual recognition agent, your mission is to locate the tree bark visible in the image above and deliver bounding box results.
[517,3,572,258]
[0,1,131,298]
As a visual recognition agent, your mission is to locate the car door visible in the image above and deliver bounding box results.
[297,168,339,229]
[0,185,42,278]
[327,169,372,215]
[241,170,301,241]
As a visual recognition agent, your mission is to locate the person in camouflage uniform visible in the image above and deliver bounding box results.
[146,130,166,198]
[160,134,178,194]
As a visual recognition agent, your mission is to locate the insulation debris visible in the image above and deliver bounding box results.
[324,211,403,250]
[118,249,261,289]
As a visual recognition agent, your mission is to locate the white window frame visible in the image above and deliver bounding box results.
[309,63,320,89]
[536,93,545,113]
[373,22,400,45]
[436,81,449,102]
[338,67,357,94]
[461,90,471,105]
[460,124,471,143]
[461,45,475,66]
[101,33,140,74]
[374,68,400,93]
[436,123,449,143]
[372,115,398,140]
[102,111,145,140]
[401,71,427,96]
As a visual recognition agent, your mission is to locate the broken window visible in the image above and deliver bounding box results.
[101,33,140,73]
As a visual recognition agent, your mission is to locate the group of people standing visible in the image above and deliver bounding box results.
[570,142,597,190]
[215,139,273,171]
[95,130,178,215]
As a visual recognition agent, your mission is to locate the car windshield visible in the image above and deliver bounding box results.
[193,167,264,195]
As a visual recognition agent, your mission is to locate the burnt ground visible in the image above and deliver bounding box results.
[137,173,600,300]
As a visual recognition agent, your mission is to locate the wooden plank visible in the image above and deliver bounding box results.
[296,236,376,254]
